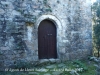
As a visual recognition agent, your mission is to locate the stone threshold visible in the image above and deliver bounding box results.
[38,59,61,64]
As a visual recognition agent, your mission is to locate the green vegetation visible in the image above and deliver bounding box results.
[43,0,47,5]
[0,60,96,75]
[45,7,52,12]
[92,0,100,57]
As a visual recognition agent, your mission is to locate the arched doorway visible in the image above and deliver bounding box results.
[38,20,57,59]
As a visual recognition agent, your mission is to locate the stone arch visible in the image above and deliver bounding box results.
[36,15,62,30]
[36,15,62,59]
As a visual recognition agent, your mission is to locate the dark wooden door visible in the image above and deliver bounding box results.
[38,20,57,59]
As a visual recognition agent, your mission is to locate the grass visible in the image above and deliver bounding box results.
[77,60,96,75]
[0,59,96,75]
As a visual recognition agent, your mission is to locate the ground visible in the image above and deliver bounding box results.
[0,59,96,75]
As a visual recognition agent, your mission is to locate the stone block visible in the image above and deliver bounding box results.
[0,55,5,60]
[52,71,63,75]
[38,59,50,64]
[59,42,66,47]
[4,60,14,67]
[0,47,10,50]
[26,56,38,62]
[65,47,72,53]
[82,49,90,57]
[0,60,4,71]
[1,1,11,5]
[0,9,5,14]
[69,52,78,60]
[49,59,56,63]
[59,47,66,54]
[55,59,61,63]
[12,10,21,16]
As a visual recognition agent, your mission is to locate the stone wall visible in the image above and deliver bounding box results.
[0,0,92,69]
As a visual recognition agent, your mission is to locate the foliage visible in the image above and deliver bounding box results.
[45,7,52,12]
[43,0,47,5]
[0,72,28,75]
[73,60,88,71]
[43,0,52,12]
[0,60,95,75]
[92,0,100,57]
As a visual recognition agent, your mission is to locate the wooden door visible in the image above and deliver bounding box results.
[38,20,57,59]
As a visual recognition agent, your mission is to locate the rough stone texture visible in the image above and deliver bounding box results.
[46,65,56,69]
[52,71,63,75]
[58,63,66,68]
[92,57,100,75]
[90,57,100,75]
[0,0,92,69]
[44,74,51,75]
